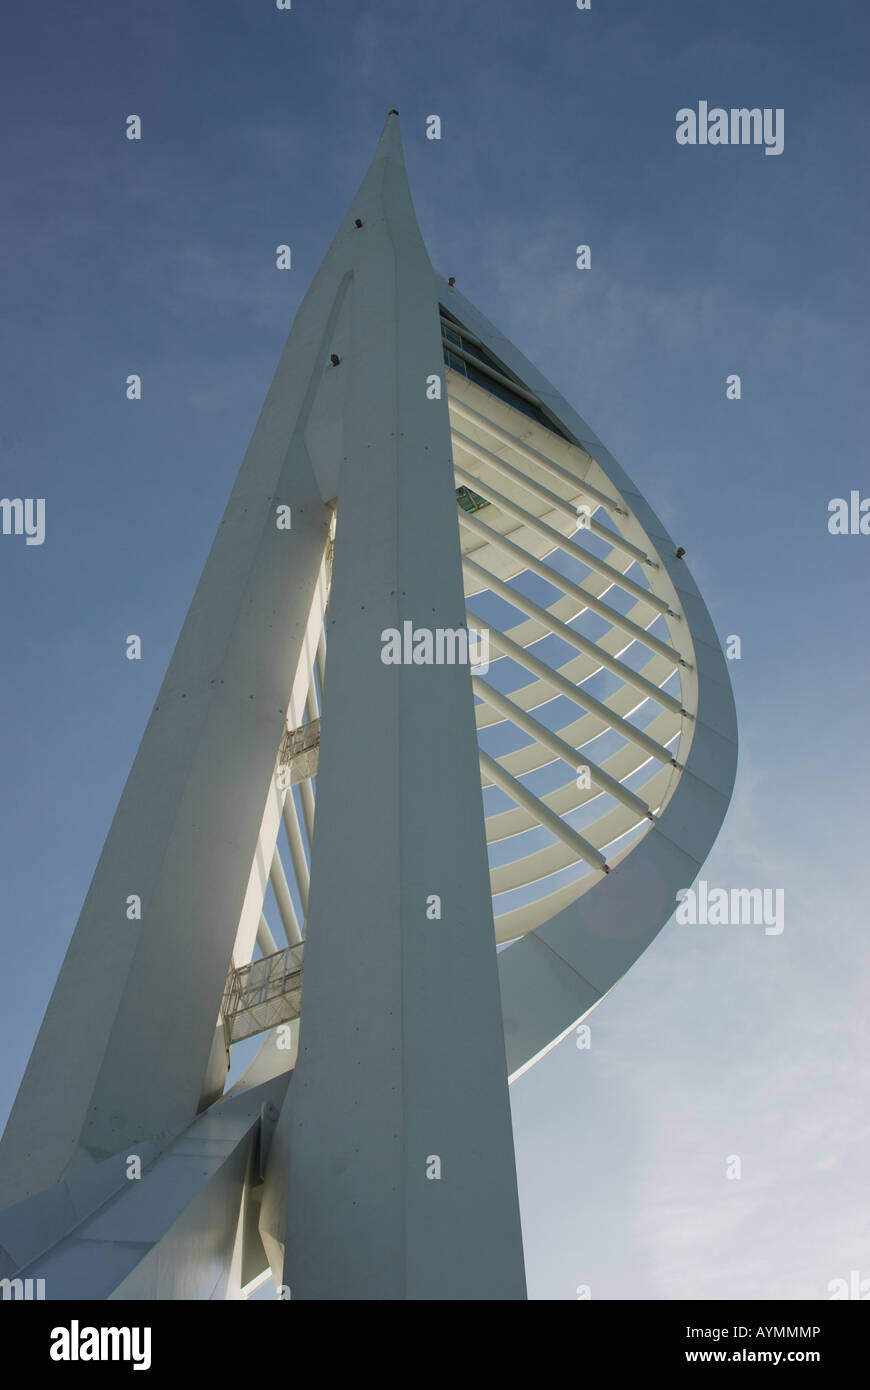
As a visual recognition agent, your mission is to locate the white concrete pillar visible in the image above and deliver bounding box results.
[262,114,526,1300]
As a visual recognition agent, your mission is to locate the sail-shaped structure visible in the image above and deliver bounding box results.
[0,112,736,1300]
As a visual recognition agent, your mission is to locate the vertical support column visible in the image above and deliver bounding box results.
[0,253,334,1208]
[267,114,526,1300]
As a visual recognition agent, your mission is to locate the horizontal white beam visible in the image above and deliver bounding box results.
[444,342,542,405]
[472,675,654,821]
[459,507,686,666]
[455,464,673,616]
[282,792,310,918]
[256,912,279,958]
[452,428,655,567]
[463,555,685,716]
[468,610,677,766]
[479,749,608,873]
[270,849,302,946]
[448,394,626,515]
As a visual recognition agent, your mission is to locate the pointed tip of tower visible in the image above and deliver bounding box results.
[374,107,404,159]
[349,107,408,192]
[343,108,415,239]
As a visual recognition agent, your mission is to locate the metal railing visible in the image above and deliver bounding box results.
[221,942,304,1045]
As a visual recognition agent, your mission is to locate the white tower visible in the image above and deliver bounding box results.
[0,112,736,1301]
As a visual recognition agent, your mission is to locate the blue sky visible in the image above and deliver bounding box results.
[1,0,867,1299]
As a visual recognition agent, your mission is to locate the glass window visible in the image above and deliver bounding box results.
[440,308,572,441]
[456,485,489,513]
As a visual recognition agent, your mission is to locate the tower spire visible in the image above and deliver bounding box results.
[0,112,736,1302]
